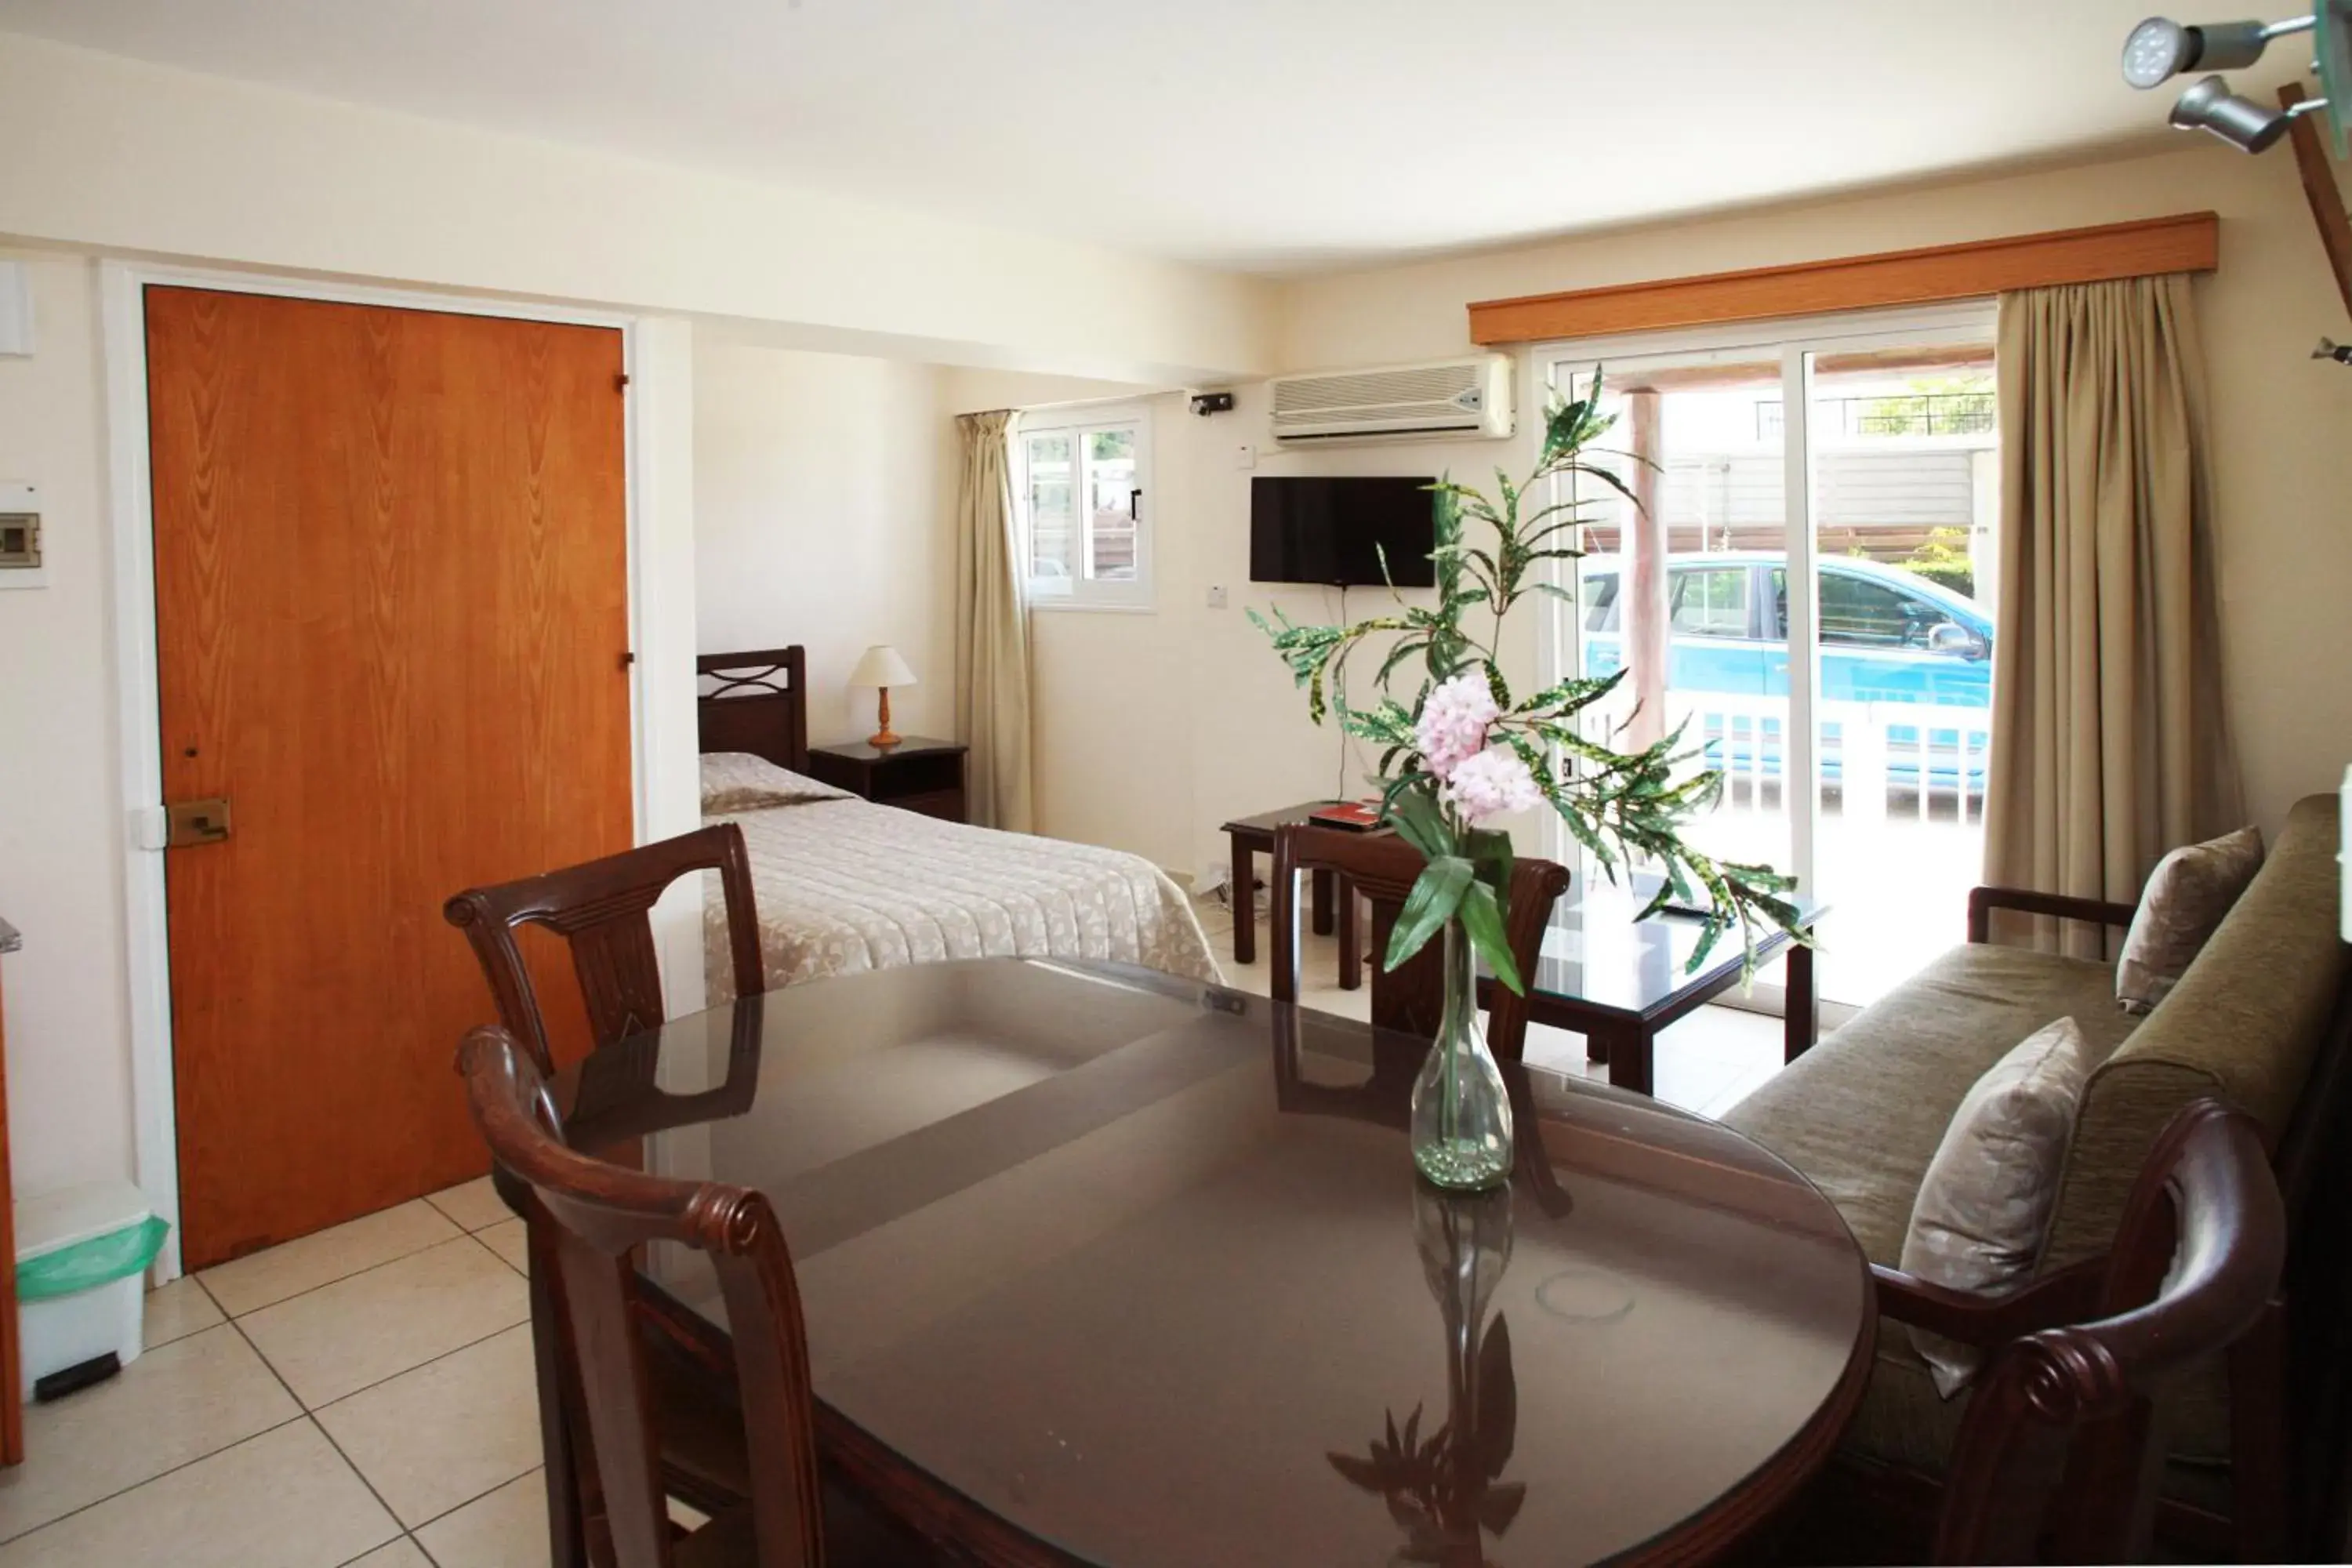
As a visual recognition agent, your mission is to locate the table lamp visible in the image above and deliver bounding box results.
[848,644,917,747]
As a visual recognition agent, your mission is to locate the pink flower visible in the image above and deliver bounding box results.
[1442,747,1544,824]
[1414,673,1499,781]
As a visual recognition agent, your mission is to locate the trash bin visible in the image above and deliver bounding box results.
[15,1181,169,1399]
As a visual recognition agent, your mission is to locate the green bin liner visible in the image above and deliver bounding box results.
[16,1215,172,1302]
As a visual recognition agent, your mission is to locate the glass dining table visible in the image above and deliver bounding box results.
[543,956,1873,1566]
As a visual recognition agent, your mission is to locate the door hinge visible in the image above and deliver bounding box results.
[615,372,630,392]
[619,650,637,670]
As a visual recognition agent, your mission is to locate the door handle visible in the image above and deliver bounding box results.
[165,797,232,847]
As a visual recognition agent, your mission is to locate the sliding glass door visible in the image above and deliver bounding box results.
[1559,355,1796,893]
[1544,307,1998,1009]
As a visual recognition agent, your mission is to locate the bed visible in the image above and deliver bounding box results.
[695,647,1221,1001]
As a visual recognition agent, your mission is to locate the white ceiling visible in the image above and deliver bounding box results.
[0,0,2287,274]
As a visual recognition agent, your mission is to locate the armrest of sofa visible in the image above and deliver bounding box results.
[1965,886,2138,945]
[1869,1258,2108,1347]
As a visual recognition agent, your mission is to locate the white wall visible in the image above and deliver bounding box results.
[694,341,953,746]
[0,32,1276,386]
[1022,142,2352,894]
[0,252,703,1232]
[1276,142,2352,840]
[0,27,1272,1217]
[1018,387,1472,884]
[0,253,136,1200]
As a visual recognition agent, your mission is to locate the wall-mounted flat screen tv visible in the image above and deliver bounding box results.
[1249,476,1436,588]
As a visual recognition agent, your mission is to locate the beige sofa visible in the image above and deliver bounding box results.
[1726,793,2348,1535]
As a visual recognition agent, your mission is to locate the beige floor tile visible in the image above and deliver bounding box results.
[143,1275,226,1348]
[201,1202,463,1318]
[315,1326,539,1529]
[342,1540,433,1568]
[474,1219,528,1276]
[0,1419,397,1568]
[0,1323,300,1544]
[240,1239,528,1409]
[413,1470,547,1568]
[421,1178,509,1234]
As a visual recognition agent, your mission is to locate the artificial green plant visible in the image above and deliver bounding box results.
[1251,371,1802,992]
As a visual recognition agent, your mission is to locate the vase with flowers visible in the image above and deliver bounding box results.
[1254,372,1801,1191]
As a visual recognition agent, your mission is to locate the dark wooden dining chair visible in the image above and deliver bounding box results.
[459,1025,923,1568]
[1269,823,1570,1062]
[1870,1098,2287,1564]
[445,823,764,1075]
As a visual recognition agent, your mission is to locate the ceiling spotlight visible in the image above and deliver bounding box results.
[2121,13,2316,88]
[2169,73,2296,148]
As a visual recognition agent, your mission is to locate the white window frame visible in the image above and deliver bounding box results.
[1532,302,1995,1018]
[1014,403,1155,612]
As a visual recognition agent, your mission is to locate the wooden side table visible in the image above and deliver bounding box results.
[1219,802,1374,975]
[807,737,968,823]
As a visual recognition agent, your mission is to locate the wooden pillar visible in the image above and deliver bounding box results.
[1624,389,1669,749]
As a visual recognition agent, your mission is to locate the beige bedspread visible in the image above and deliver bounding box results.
[703,796,1221,1002]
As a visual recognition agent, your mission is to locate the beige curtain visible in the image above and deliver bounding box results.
[953,410,1034,832]
[1983,274,2241,953]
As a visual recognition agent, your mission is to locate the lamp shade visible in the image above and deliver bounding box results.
[848,644,917,689]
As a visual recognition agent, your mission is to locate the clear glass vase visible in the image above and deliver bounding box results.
[1410,918,1515,1191]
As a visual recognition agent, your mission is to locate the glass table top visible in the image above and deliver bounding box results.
[1521,872,1825,1018]
[557,958,1869,1568]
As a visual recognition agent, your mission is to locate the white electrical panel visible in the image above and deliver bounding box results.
[0,483,46,590]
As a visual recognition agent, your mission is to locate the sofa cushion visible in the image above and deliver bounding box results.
[1723,943,2134,1265]
[2116,825,2264,1014]
[1737,794,2345,1493]
[1902,1017,2096,1396]
[2046,795,2344,1273]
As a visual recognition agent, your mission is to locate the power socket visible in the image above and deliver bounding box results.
[1205,584,1229,610]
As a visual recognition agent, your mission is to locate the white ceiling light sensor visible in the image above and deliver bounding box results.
[2122,6,2350,154]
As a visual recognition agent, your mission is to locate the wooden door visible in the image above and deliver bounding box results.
[147,288,633,1270]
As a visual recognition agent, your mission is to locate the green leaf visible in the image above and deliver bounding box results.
[1465,826,1514,904]
[1374,636,1430,688]
[1385,855,1473,971]
[1480,659,1512,712]
[1459,879,1523,996]
[1384,783,1453,860]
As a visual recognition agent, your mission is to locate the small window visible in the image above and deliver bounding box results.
[1016,407,1152,610]
[1669,567,1751,638]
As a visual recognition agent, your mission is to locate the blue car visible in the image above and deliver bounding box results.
[1577,553,1995,793]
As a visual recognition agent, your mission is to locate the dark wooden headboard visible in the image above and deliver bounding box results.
[695,647,808,773]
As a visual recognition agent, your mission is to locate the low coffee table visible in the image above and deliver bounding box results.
[1504,877,1828,1098]
[1219,801,1380,971]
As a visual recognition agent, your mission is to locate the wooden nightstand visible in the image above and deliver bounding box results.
[807,737,968,823]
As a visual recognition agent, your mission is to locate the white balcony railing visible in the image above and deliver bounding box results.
[1645,691,1991,826]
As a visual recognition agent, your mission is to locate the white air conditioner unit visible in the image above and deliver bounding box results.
[1268,354,1514,445]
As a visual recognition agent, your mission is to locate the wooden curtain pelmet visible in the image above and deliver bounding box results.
[1466,212,2220,345]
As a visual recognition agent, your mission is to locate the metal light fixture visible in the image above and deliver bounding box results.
[2121,14,2311,86]
[2169,71,2303,147]
[2122,5,2351,157]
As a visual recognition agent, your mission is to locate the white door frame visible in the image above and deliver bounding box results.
[100,261,687,1281]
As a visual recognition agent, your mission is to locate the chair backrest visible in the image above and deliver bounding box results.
[445,823,763,1074]
[1936,1098,2287,1565]
[1270,824,1569,1062]
[459,1026,825,1568]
